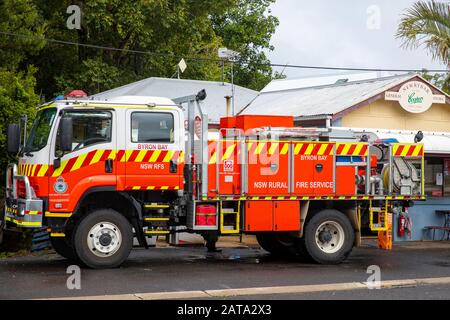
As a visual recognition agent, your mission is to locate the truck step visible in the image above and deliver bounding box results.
[144,230,170,235]
[144,217,170,221]
[144,203,170,209]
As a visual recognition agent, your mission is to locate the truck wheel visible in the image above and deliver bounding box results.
[303,209,354,264]
[74,209,133,269]
[50,237,79,262]
[256,233,297,257]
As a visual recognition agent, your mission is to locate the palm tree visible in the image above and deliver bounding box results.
[396,1,450,67]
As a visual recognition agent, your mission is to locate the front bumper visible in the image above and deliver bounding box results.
[5,199,43,228]
[4,163,43,228]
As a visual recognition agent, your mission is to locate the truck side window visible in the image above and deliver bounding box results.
[55,110,112,156]
[131,112,174,143]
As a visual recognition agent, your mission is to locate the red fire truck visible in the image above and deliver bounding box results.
[3,91,425,268]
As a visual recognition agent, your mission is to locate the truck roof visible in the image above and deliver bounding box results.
[40,95,179,110]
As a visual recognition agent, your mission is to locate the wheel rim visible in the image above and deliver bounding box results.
[315,220,345,254]
[87,222,122,257]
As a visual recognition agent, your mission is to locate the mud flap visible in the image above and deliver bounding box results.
[344,207,361,247]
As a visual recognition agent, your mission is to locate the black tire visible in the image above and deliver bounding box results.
[74,209,133,269]
[303,209,354,264]
[256,233,297,257]
[50,237,79,261]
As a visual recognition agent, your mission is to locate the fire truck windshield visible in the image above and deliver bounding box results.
[24,108,57,153]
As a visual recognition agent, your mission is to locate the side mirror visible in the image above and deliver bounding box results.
[60,117,73,152]
[7,124,21,153]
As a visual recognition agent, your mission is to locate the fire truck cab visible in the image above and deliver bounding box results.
[4,92,425,268]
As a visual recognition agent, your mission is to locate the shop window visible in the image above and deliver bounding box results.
[424,157,444,197]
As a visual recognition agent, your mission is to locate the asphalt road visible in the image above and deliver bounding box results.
[1,239,450,300]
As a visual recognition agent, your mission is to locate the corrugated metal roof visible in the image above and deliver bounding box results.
[261,71,397,93]
[90,77,258,123]
[241,74,415,117]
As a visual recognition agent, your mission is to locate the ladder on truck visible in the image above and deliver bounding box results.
[369,200,392,250]
[143,202,171,236]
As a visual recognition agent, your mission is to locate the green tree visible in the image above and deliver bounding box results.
[0,0,46,70]
[397,0,449,67]
[421,70,450,94]
[397,1,450,92]
[212,0,279,90]
[27,0,279,97]
[0,67,40,174]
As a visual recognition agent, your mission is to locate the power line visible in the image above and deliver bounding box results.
[1,31,449,73]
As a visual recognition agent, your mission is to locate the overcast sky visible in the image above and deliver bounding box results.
[267,0,448,79]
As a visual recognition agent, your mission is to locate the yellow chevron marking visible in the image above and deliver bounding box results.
[247,142,253,151]
[255,142,265,155]
[132,186,141,190]
[52,160,69,177]
[412,146,422,157]
[302,197,309,200]
[37,164,49,177]
[90,150,105,165]
[277,196,285,200]
[71,153,88,172]
[27,210,39,215]
[178,151,185,164]
[163,150,175,162]
[251,196,259,200]
[135,150,147,162]
[147,186,155,190]
[174,186,179,190]
[268,143,278,155]
[160,186,169,190]
[354,144,363,156]
[294,143,302,155]
[264,196,271,200]
[108,150,117,160]
[149,150,161,162]
[305,144,315,155]
[317,144,328,155]
[290,196,297,200]
[121,150,133,162]
[280,143,289,155]
[209,151,217,164]
[401,146,410,157]
[341,144,352,155]
[222,144,236,160]
[31,164,38,176]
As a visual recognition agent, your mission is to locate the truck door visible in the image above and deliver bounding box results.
[48,109,117,213]
[124,109,183,191]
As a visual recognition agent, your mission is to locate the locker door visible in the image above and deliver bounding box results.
[313,143,335,195]
[266,141,289,195]
[218,140,241,195]
[273,201,300,231]
[244,201,272,231]
[292,142,316,195]
[247,141,269,195]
